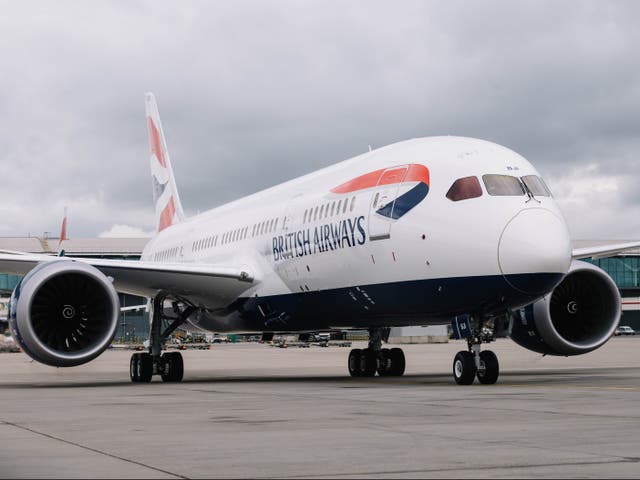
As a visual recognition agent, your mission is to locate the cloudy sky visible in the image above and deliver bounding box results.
[1,0,639,240]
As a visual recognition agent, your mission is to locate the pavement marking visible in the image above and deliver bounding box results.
[278,457,640,479]
[0,419,187,479]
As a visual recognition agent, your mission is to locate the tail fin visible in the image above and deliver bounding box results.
[58,206,68,255]
[59,206,68,242]
[145,92,185,233]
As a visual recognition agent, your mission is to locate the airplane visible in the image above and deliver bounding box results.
[1,92,638,385]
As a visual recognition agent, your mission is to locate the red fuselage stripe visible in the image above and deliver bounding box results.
[330,164,430,194]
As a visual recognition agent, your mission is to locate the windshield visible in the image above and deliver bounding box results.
[482,175,526,196]
[521,175,552,197]
[446,176,483,201]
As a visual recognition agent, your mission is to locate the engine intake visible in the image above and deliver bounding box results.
[510,260,620,356]
[9,261,120,367]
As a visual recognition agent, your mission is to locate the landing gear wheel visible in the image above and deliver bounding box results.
[360,349,377,377]
[453,351,476,385]
[348,349,362,377]
[161,352,184,382]
[378,348,406,376]
[129,353,140,382]
[389,348,406,376]
[377,348,392,376]
[130,352,153,383]
[348,348,377,377]
[477,350,499,385]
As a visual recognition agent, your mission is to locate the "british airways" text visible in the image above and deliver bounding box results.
[272,215,366,261]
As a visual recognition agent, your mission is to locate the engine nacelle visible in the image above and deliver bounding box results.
[509,260,620,356]
[8,261,120,367]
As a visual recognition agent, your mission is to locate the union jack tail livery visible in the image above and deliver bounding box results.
[145,92,185,232]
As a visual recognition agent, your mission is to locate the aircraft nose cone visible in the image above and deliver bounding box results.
[498,209,571,295]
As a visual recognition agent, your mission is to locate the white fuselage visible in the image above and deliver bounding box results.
[140,136,572,333]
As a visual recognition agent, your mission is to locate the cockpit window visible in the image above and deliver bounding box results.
[482,174,526,196]
[521,175,552,197]
[446,176,483,202]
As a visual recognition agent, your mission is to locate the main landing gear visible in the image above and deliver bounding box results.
[348,328,406,377]
[130,293,195,383]
[452,319,500,385]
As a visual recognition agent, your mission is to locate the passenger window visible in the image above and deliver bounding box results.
[482,175,526,196]
[337,200,342,214]
[303,210,308,223]
[350,196,356,212]
[446,176,483,202]
[274,218,279,230]
[313,206,318,221]
[343,199,348,214]
[521,175,551,197]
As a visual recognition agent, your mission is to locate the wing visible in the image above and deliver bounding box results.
[572,241,640,260]
[0,251,255,307]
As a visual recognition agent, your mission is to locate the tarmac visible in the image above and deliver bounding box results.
[1,337,640,478]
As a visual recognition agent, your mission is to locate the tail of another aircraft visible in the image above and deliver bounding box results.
[145,92,186,233]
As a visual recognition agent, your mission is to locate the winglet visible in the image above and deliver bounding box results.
[145,93,186,232]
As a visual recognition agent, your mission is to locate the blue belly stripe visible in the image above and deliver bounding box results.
[195,273,564,333]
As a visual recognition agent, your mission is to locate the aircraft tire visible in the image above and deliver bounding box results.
[361,349,378,377]
[130,353,140,382]
[477,350,499,385]
[389,348,406,376]
[348,349,363,377]
[161,352,184,382]
[137,352,153,383]
[377,348,392,376]
[453,351,476,385]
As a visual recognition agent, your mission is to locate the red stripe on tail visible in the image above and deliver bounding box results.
[158,196,176,231]
[147,117,167,168]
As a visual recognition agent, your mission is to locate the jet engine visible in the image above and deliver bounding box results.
[509,260,620,356]
[8,261,120,367]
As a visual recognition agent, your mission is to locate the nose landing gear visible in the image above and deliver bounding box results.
[452,317,500,385]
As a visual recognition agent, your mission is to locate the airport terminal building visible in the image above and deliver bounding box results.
[1,236,639,339]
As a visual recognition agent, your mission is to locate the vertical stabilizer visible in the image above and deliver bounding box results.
[59,207,68,242]
[58,206,68,254]
[145,92,186,232]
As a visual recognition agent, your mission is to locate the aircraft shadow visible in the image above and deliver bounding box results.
[2,366,635,390]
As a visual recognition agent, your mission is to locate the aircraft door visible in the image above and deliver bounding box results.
[368,166,408,241]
